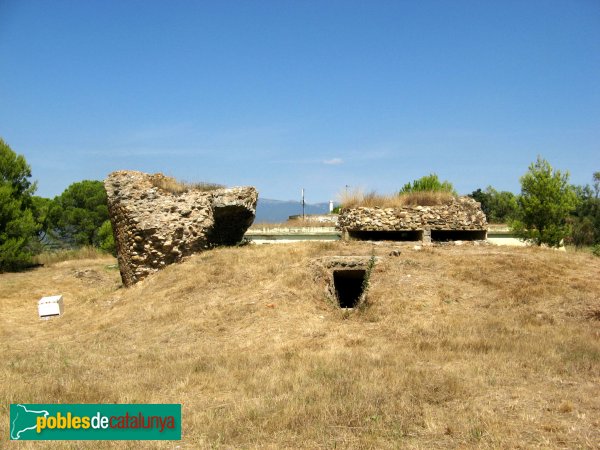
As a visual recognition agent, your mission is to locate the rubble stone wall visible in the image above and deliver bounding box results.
[338,197,487,237]
[105,170,258,286]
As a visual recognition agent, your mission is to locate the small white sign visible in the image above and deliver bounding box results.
[38,295,63,319]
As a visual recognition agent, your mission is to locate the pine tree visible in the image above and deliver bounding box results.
[0,138,39,271]
[511,156,577,247]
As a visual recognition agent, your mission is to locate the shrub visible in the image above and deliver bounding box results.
[399,174,456,195]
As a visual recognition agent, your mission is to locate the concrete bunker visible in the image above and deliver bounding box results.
[337,197,488,244]
[347,230,423,242]
[333,269,367,308]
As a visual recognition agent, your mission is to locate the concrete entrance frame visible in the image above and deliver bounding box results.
[311,256,379,309]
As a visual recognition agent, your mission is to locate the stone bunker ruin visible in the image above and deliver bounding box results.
[105,170,258,286]
[337,197,487,243]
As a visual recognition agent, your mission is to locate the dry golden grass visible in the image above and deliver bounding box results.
[398,190,456,206]
[150,173,224,195]
[33,246,112,266]
[340,188,455,208]
[1,242,599,448]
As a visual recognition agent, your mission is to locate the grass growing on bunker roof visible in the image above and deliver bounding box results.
[150,173,224,194]
[339,188,456,209]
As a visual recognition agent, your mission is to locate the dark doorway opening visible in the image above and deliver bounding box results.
[431,230,487,241]
[348,230,423,241]
[209,205,255,245]
[333,269,367,308]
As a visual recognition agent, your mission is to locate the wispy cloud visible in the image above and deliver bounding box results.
[269,150,390,165]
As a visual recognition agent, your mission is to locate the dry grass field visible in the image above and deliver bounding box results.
[1,242,599,449]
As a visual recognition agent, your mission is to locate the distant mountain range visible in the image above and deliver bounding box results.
[254,199,336,223]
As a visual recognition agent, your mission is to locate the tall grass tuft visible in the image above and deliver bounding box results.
[339,188,455,209]
[150,174,224,195]
[399,190,455,206]
[34,246,112,266]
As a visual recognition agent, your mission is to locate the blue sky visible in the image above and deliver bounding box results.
[1,0,598,202]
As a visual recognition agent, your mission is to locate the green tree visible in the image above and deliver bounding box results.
[569,216,595,247]
[470,187,518,223]
[399,173,456,194]
[470,188,491,216]
[511,156,578,247]
[30,196,52,232]
[97,219,116,256]
[48,180,109,246]
[0,138,39,271]
[569,174,600,246]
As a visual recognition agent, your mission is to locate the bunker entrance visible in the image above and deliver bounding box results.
[333,269,366,308]
[348,230,423,241]
[431,230,487,242]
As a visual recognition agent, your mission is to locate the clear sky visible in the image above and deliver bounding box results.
[1,0,598,203]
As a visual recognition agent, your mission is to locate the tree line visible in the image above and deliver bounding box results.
[470,158,599,249]
[1,137,599,271]
[1,138,114,271]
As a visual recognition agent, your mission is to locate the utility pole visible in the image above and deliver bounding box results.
[301,188,305,220]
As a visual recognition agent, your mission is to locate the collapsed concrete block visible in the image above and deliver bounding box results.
[105,171,258,286]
